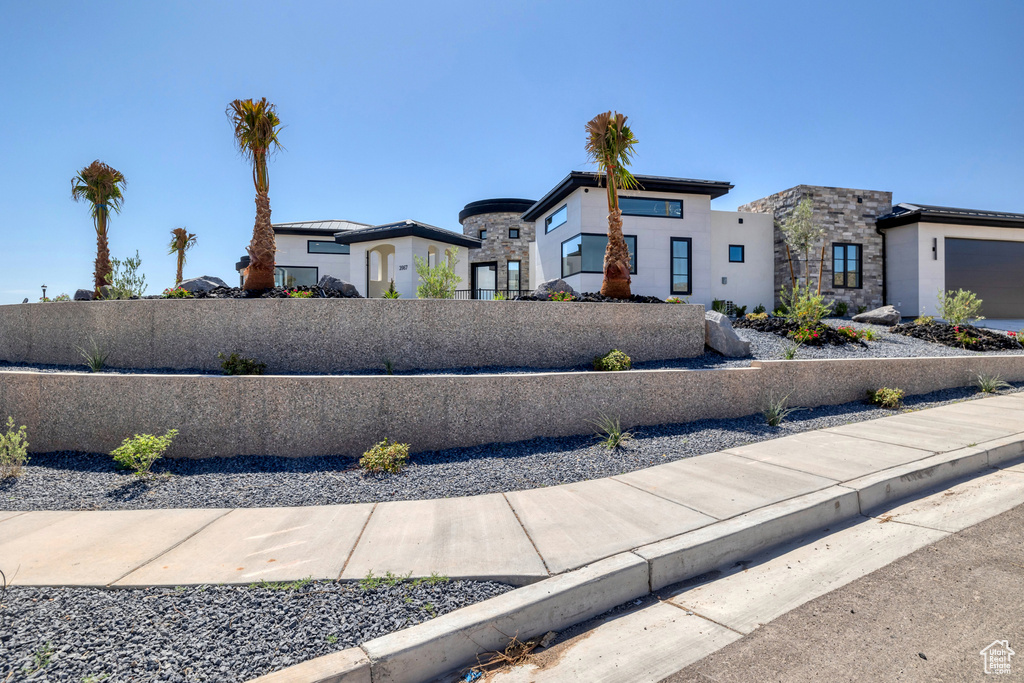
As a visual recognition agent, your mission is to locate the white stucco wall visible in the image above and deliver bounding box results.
[709,210,774,311]
[348,237,470,298]
[274,234,351,282]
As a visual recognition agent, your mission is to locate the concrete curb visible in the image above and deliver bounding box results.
[248,432,1024,683]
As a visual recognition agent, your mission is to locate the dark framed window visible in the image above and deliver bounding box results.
[307,240,350,254]
[728,245,745,263]
[561,233,637,278]
[274,265,318,288]
[545,204,568,233]
[832,243,862,288]
[507,260,521,291]
[620,197,683,219]
[509,228,520,239]
[670,238,692,295]
[479,230,487,240]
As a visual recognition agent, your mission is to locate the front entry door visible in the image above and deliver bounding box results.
[472,262,497,299]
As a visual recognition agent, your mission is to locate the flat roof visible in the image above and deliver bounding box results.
[272,219,370,236]
[334,220,482,248]
[877,203,1024,230]
[522,171,734,222]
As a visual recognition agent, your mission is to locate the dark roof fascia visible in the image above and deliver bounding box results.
[877,206,1024,230]
[274,227,354,236]
[459,198,537,224]
[334,222,483,248]
[522,171,734,222]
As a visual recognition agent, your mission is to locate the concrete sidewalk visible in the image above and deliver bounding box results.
[2,393,1024,589]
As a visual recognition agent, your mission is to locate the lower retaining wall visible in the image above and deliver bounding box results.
[2,355,1023,458]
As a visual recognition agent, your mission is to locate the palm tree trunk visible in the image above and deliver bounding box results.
[93,212,111,294]
[176,250,185,286]
[600,207,632,299]
[243,190,276,290]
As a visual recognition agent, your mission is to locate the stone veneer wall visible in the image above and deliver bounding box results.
[738,186,892,311]
[3,355,1022,458]
[461,212,534,292]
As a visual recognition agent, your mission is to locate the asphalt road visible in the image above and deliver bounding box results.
[664,502,1024,682]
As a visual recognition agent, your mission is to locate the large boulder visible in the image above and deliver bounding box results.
[705,310,751,357]
[317,275,361,298]
[74,289,94,301]
[178,276,229,294]
[534,278,580,300]
[852,305,901,326]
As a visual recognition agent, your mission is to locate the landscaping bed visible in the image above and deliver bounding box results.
[0,577,511,682]
[3,384,1020,512]
[516,291,665,303]
[890,321,1023,352]
[733,315,866,347]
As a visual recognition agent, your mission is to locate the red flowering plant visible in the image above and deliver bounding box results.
[835,326,859,342]
[548,291,575,302]
[953,325,977,347]
[789,327,821,344]
[285,289,314,298]
[162,287,193,299]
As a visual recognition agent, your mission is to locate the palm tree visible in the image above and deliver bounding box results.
[71,160,127,293]
[168,227,198,286]
[585,111,640,299]
[227,97,283,290]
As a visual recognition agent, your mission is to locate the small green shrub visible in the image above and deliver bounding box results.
[860,328,877,341]
[976,373,1011,394]
[50,293,71,302]
[102,251,148,299]
[867,387,905,410]
[914,315,935,326]
[746,312,768,321]
[383,279,401,299]
[383,359,395,375]
[772,308,787,318]
[733,304,748,318]
[162,287,193,299]
[548,291,575,301]
[937,288,985,326]
[285,289,314,298]
[762,392,795,427]
[218,352,267,375]
[492,291,506,301]
[360,438,410,474]
[665,296,686,304]
[0,416,29,479]
[79,339,109,372]
[782,342,800,360]
[752,304,766,315]
[857,305,868,315]
[953,325,978,348]
[415,247,462,299]
[111,429,178,477]
[591,415,633,450]
[833,301,848,317]
[835,326,859,342]
[781,284,833,329]
[593,349,632,372]
[711,299,727,314]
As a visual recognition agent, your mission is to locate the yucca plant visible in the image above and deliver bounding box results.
[976,373,1011,394]
[71,160,127,294]
[591,415,633,450]
[228,98,283,291]
[585,111,639,299]
[79,339,109,372]
[763,392,796,427]
[168,228,198,286]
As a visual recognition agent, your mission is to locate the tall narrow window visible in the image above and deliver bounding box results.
[507,260,521,292]
[670,238,691,295]
[832,243,862,288]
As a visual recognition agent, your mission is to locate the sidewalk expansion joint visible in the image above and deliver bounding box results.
[501,492,550,575]
[338,502,377,580]
[663,601,747,636]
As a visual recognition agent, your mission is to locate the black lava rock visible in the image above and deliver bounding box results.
[890,322,1022,352]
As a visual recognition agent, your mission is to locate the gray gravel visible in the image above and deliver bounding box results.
[4,383,1021,512]
[0,577,512,682]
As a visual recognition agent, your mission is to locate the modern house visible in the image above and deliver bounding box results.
[234,219,365,288]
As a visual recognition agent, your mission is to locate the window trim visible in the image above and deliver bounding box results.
[560,232,638,278]
[507,260,521,292]
[832,242,863,289]
[670,237,693,295]
[479,230,487,240]
[307,239,351,255]
[619,196,684,219]
[728,244,745,263]
[509,228,520,239]
[545,204,568,234]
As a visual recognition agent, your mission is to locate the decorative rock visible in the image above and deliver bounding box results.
[534,278,580,300]
[74,289,94,301]
[22,298,28,304]
[317,275,362,298]
[852,305,901,326]
[178,276,229,294]
[705,310,751,357]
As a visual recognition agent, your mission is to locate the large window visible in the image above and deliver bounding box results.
[832,243,862,288]
[561,233,637,278]
[670,238,692,295]
[274,266,318,288]
[307,240,350,254]
[620,197,683,219]
[507,260,521,292]
[545,205,568,233]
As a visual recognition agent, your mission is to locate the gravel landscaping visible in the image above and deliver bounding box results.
[3,383,1021,512]
[0,577,511,682]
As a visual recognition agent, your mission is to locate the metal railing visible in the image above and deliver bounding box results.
[452,289,533,300]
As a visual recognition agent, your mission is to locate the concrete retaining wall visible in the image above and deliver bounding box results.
[0,299,705,373]
[2,354,1022,458]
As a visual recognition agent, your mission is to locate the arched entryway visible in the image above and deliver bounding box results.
[366,244,396,297]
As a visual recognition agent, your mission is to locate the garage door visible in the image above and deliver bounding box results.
[945,238,1024,318]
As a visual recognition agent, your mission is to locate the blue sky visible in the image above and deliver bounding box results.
[1,0,1022,303]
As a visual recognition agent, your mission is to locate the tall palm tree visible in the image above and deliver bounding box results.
[71,160,127,293]
[585,111,640,299]
[168,227,198,286]
[227,97,283,290]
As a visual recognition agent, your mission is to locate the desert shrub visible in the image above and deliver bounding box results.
[415,247,462,299]
[593,349,632,372]
[937,289,985,326]
[857,305,868,315]
[492,291,506,301]
[383,279,401,299]
[548,291,575,301]
[762,392,796,427]
[592,415,633,450]
[383,359,395,375]
[359,438,410,474]
[102,251,147,299]
[285,289,313,298]
[772,308,787,318]
[0,417,29,478]
[711,299,727,314]
[833,301,848,317]
[78,339,109,372]
[746,312,768,321]
[752,304,766,315]
[162,287,193,299]
[111,429,178,477]
[913,315,935,326]
[867,387,905,410]
[782,343,800,360]
[859,328,877,341]
[780,284,833,329]
[976,373,1011,394]
[51,293,71,302]
[733,304,748,318]
[218,352,267,375]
